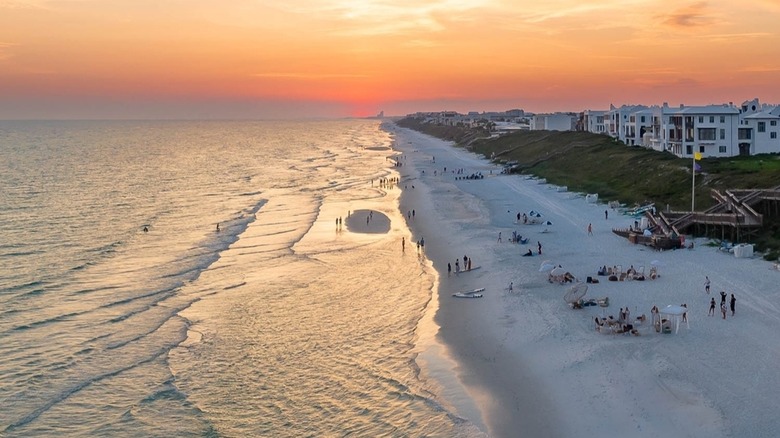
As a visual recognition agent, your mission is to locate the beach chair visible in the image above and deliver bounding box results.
[649,267,658,280]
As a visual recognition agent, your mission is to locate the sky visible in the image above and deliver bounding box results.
[1,0,780,119]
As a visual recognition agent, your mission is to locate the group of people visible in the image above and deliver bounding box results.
[708,290,736,319]
[705,276,737,318]
[448,254,474,275]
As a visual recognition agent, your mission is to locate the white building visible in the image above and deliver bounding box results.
[738,98,780,155]
[531,113,577,131]
[656,103,741,158]
[604,104,649,142]
[582,110,607,134]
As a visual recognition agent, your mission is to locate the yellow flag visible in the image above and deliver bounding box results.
[694,152,702,161]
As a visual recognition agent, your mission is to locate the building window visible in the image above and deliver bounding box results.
[720,116,725,123]
[709,116,715,123]
[771,121,778,126]
[758,122,766,132]
[719,146,727,153]
[698,116,704,123]
[686,145,693,155]
[698,128,716,140]
[720,129,725,140]
[772,132,778,139]
[699,146,705,153]
[641,116,646,123]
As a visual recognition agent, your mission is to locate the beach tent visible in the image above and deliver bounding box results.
[564,282,588,304]
[585,193,598,203]
[659,305,689,334]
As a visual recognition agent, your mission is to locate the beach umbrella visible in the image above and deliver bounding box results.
[541,260,553,267]
[539,263,555,272]
[550,267,566,276]
[564,283,588,304]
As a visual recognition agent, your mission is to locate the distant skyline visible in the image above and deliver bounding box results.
[2,0,780,119]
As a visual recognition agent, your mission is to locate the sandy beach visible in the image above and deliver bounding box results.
[387,122,780,438]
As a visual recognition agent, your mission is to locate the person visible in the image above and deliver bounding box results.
[524,248,533,256]
[704,276,710,294]
[497,232,502,243]
[402,237,405,252]
[651,305,660,330]
[509,282,513,293]
[720,290,727,305]
[681,303,688,323]
[587,223,593,236]
[537,241,542,255]
[730,293,736,316]
[721,301,727,319]
[143,226,148,233]
[605,210,609,220]
[447,262,451,276]
[216,223,220,232]
[709,297,716,316]
[455,260,460,273]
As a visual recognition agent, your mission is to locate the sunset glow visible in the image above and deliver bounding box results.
[2,0,779,118]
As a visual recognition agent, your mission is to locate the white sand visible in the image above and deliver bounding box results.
[388,123,780,438]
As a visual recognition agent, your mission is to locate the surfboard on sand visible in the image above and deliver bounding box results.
[453,287,485,298]
[457,266,481,274]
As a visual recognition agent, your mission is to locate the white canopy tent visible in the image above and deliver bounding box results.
[659,305,689,334]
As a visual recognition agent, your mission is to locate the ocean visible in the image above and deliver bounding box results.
[0,120,475,437]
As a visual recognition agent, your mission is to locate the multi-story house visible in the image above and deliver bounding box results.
[656,103,740,158]
[531,113,577,131]
[582,110,607,134]
[738,98,780,156]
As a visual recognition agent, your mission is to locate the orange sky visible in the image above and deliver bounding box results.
[1,0,779,119]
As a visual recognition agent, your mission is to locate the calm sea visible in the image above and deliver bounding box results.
[0,120,475,437]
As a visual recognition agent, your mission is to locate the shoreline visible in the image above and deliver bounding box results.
[386,122,780,438]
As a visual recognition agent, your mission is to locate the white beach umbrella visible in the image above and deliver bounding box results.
[539,263,556,272]
[541,260,553,268]
[550,267,566,276]
[564,283,588,304]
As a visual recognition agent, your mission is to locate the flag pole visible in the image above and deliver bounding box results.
[691,153,695,212]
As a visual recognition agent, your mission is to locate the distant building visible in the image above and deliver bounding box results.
[582,110,607,134]
[739,98,780,155]
[531,113,577,131]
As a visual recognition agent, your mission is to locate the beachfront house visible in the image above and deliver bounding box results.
[582,110,607,134]
[655,103,741,159]
[738,98,780,156]
[603,104,649,142]
[531,113,577,131]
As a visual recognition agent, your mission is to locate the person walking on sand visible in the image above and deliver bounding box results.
[721,301,727,319]
[720,290,727,306]
[605,210,608,220]
[704,276,710,294]
[730,293,736,316]
[709,297,716,316]
[448,262,451,277]
[537,241,542,255]
[402,237,405,252]
[587,223,593,236]
[497,232,502,243]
